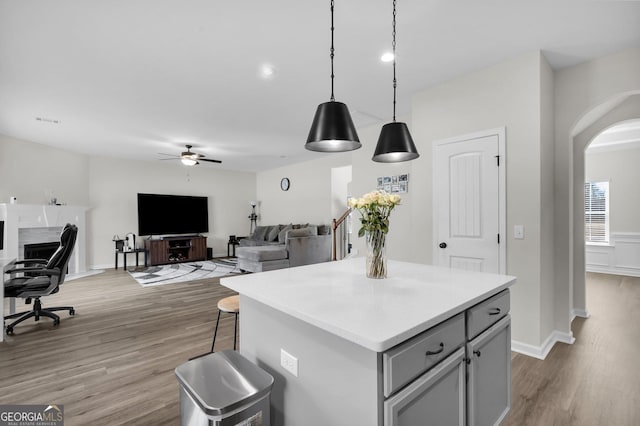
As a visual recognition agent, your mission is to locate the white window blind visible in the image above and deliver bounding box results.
[584,181,609,243]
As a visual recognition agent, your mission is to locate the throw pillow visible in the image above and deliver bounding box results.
[317,224,330,235]
[252,226,269,241]
[287,227,315,238]
[278,224,293,243]
[266,225,280,242]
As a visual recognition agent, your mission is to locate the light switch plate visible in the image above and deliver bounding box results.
[514,225,525,239]
[280,349,298,377]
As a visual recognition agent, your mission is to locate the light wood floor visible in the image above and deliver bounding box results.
[1,271,638,425]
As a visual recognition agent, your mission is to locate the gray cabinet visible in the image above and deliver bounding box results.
[384,289,511,426]
[384,347,466,426]
[466,315,511,426]
[383,313,465,397]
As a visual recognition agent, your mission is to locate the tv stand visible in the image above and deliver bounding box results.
[145,236,207,266]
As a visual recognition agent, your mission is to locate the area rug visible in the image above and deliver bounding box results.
[129,259,240,287]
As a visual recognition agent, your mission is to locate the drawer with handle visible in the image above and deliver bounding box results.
[466,289,510,340]
[383,313,465,397]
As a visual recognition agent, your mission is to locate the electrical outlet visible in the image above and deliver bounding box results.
[280,349,298,377]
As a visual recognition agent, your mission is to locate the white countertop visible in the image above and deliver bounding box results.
[221,258,516,352]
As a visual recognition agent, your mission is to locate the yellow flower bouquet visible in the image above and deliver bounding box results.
[348,191,401,278]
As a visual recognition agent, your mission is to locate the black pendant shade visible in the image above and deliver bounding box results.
[373,0,419,163]
[372,121,419,162]
[306,101,361,152]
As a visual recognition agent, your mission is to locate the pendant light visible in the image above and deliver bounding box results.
[306,0,361,152]
[373,0,419,163]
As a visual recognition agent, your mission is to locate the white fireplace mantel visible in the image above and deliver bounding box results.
[0,204,90,275]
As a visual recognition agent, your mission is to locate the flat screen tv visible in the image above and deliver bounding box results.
[137,193,209,236]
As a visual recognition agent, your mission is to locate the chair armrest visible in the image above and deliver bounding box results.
[5,265,57,275]
[8,268,62,298]
[14,259,48,265]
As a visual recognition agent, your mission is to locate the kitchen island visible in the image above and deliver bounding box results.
[221,258,516,425]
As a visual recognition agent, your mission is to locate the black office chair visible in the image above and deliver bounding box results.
[4,224,78,335]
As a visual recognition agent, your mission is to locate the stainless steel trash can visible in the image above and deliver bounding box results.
[175,350,274,426]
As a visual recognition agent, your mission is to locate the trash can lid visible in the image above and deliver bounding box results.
[175,350,274,417]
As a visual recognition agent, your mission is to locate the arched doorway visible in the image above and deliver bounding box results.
[571,94,640,319]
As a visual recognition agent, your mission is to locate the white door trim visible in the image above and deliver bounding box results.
[432,127,507,274]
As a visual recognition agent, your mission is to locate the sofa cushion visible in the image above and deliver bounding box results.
[266,225,281,242]
[236,246,289,262]
[287,227,316,238]
[251,226,269,241]
[278,224,293,243]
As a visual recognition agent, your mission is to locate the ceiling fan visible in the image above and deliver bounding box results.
[159,144,222,166]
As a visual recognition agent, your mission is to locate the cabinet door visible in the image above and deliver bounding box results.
[384,348,465,426]
[466,315,511,426]
[191,236,207,260]
[146,239,168,266]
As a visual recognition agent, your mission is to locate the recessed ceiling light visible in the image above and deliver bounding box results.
[380,52,394,63]
[260,64,276,78]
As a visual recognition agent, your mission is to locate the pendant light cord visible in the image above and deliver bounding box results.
[392,0,397,122]
[330,0,335,102]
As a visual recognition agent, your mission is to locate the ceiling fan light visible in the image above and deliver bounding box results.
[306,101,361,152]
[372,122,420,163]
[181,158,197,166]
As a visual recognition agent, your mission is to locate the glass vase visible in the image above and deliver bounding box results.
[365,230,387,279]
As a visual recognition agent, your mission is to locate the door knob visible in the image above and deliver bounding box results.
[439,242,447,249]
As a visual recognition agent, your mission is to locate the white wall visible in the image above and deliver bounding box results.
[586,147,640,233]
[540,55,557,347]
[88,156,255,267]
[0,134,256,269]
[555,47,640,319]
[256,153,352,226]
[410,51,546,349]
[0,134,90,205]
[349,119,416,263]
[584,143,640,277]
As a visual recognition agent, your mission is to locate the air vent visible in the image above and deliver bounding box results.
[35,117,60,124]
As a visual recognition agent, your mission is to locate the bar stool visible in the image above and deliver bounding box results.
[211,295,239,352]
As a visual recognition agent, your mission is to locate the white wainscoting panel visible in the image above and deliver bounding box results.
[586,232,640,277]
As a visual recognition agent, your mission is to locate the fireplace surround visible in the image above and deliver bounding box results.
[0,204,89,276]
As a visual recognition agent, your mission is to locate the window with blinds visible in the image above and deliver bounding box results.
[584,181,609,243]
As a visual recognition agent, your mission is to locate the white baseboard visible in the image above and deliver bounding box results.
[67,269,105,281]
[586,265,640,277]
[91,263,115,270]
[571,309,590,322]
[512,330,575,360]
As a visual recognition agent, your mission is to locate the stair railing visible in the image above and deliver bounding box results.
[332,208,352,261]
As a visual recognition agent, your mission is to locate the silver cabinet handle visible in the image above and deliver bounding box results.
[488,307,501,315]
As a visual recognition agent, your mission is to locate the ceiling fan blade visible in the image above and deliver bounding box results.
[159,158,178,161]
[200,158,222,164]
[158,152,179,157]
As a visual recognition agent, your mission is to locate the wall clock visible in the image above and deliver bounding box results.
[280,177,290,191]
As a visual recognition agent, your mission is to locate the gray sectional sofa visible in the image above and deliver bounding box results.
[236,224,332,272]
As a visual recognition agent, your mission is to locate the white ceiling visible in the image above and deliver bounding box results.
[1,0,639,172]
[588,119,640,153]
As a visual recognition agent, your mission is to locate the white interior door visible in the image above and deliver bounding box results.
[433,128,506,273]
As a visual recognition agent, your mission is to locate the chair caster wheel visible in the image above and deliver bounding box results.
[53,319,60,326]
[6,327,14,335]
[70,309,75,316]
